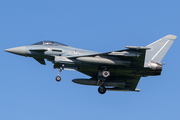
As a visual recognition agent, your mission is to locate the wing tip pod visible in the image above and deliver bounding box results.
[165,34,177,41]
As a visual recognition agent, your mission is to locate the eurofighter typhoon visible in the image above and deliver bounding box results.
[4,35,177,94]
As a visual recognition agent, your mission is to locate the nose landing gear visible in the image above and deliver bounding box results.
[56,67,62,82]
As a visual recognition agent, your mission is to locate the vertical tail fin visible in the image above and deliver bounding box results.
[145,35,177,64]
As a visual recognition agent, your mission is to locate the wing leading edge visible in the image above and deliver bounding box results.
[68,46,147,68]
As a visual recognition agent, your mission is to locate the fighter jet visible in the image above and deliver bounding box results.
[4,35,177,94]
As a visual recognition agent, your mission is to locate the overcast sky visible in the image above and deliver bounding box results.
[1,1,180,120]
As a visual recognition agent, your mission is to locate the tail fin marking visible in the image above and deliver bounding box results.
[145,35,177,65]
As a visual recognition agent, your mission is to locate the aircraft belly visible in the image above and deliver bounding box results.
[77,65,161,78]
[53,62,161,77]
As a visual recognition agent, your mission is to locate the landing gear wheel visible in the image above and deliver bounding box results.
[56,76,61,82]
[102,70,110,78]
[98,86,106,94]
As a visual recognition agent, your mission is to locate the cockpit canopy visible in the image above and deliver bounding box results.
[32,41,67,46]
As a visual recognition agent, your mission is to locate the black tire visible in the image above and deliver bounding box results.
[56,76,61,82]
[98,86,106,94]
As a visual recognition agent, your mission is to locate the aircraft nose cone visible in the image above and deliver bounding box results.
[4,46,26,56]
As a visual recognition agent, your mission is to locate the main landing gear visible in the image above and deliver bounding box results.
[56,67,62,82]
[97,68,110,94]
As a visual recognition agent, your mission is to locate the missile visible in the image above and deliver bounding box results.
[76,56,131,66]
[108,51,141,57]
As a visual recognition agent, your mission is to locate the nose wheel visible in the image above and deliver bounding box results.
[56,76,61,82]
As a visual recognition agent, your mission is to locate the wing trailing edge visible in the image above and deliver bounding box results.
[106,87,140,92]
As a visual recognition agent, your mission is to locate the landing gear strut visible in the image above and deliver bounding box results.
[56,67,62,82]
